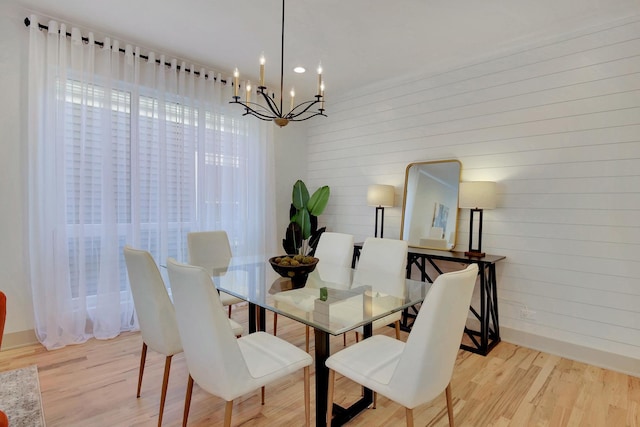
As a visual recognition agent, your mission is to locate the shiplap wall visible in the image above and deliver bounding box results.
[305,17,640,368]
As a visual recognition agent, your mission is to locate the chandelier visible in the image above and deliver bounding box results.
[230,0,326,127]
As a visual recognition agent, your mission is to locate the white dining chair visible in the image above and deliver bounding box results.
[187,231,245,317]
[350,237,408,342]
[167,258,312,427]
[124,246,183,427]
[124,246,243,426]
[326,264,479,427]
[273,232,354,351]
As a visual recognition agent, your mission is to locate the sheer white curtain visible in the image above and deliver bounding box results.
[27,16,276,350]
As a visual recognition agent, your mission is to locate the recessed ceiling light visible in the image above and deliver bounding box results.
[293,66,306,73]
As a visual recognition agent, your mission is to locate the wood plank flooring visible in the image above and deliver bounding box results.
[1,304,638,426]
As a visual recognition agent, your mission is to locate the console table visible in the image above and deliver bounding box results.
[353,243,505,356]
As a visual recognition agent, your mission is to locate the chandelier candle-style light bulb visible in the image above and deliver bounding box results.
[233,68,239,97]
[229,0,326,127]
[259,54,265,87]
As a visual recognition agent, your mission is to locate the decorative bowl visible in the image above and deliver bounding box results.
[269,255,319,288]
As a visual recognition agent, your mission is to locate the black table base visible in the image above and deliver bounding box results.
[250,304,374,426]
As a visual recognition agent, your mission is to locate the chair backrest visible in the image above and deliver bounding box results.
[187,231,232,274]
[123,246,182,356]
[166,258,251,399]
[314,232,355,267]
[390,264,478,408]
[353,237,408,297]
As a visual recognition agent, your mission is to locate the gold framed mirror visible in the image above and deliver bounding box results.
[400,160,462,250]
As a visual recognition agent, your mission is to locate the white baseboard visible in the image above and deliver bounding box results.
[501,326,640,378]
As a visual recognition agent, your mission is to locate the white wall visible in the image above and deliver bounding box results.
[0,2,36,342]
[307,16,640,373]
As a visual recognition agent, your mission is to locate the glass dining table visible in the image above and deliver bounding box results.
[211,255,430,427]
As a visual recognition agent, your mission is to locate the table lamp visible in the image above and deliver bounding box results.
[367,184,394,238]
[458,181,496,257]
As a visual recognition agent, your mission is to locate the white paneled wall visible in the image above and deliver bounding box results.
[306,17,640,368]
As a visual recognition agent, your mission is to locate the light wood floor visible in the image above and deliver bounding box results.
[1,304,639,426]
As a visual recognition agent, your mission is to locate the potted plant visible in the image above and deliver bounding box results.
[282,180,330,256]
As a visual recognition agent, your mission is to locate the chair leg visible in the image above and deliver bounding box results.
[158,355,173,427]
[445,383,454,427]
[395,320,401,340]
[273,313,278,335]
[137,342,148,398]
[228,305,232,318]
[304,366,310,427]
[261,386,265,405]
[405,407,414,427]
[256,305,262,331]
[355,332,360,343]
[224,400,233,427]
[305,326,310,353]
[373,391,377,409]
[343,333,347,346]
[182,375,194,427]
[327,369,335,426]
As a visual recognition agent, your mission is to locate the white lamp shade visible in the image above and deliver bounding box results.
[459,181,496,209]
[367,184,394,207]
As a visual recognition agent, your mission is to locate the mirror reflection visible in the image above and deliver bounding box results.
[400,160,461,250]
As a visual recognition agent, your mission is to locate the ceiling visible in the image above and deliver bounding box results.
[16,0,640,102]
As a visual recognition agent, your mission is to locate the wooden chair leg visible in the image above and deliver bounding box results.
[304,366,310,427]
[355,332,360,343]
[224,400,233,427]
[395,320,401,340]
[343,333,347,346]
[273,313,278,335]
[183,375,194,427]
[261,386,265,405]
[445,383,454,427]
[256,305,261,331]
[405,407,414,427]
[158,355,173,427]
[327,369,335,425]
[228,305,232,318]
[305,326,310,353]
[137,342,148,398]
[373,391,377,409]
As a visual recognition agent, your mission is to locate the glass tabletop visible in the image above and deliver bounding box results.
[211,255,430,336]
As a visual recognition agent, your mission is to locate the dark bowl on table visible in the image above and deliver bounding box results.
[269,255,319,288]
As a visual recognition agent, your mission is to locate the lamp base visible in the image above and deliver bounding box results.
[464,251,486,258]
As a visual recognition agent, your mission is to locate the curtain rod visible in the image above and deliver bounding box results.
[23,17,228,86]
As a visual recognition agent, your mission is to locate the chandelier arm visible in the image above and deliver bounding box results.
[243,112,273,121]
[289,111,327,122]
[288,98,323,119]
[230,99,281,120]
[258,89,283,117]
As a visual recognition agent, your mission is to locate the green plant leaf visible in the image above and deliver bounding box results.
[307,186,330,216]
[295,208,311,240]
[291,180,309,210]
